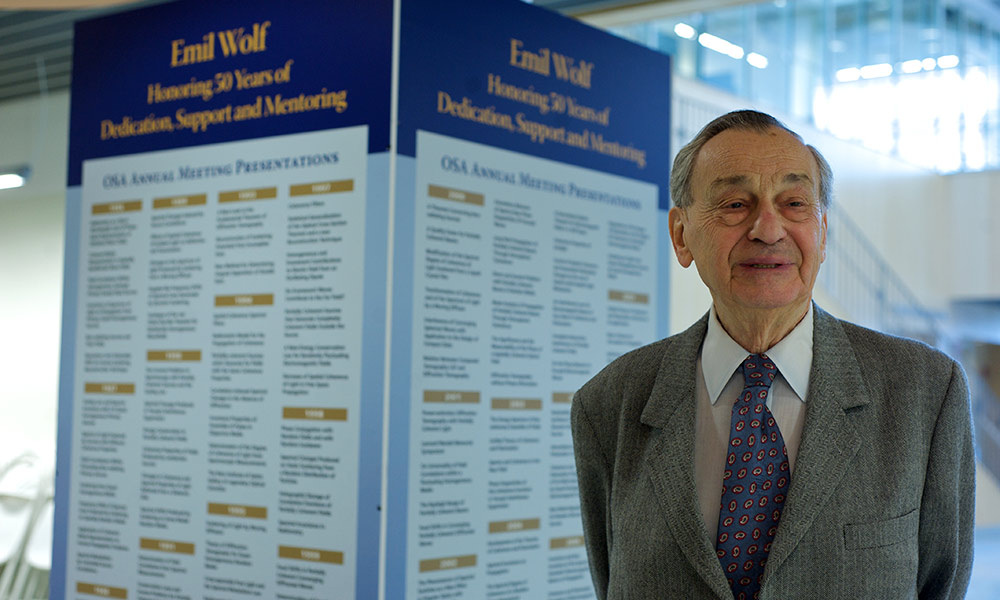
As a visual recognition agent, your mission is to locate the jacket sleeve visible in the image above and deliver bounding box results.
[571,387,613,600]
[917,360,976,599]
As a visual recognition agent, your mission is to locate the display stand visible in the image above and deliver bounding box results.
[55,1,669,598]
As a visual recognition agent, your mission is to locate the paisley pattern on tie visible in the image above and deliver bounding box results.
[716,353,789,600]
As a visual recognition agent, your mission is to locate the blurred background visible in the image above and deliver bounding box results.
[0,0,998,597]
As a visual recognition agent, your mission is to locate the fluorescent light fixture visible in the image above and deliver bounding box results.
[836,67,861,82]
[674,22,695,39]
[698,32,744,60]
[747,52,768,69]
[922,57,937,70]
[860,63,893,79]
[0,174,26,190]
[901,59,923,74]
[937,55,959,69]
[0,165,29,191]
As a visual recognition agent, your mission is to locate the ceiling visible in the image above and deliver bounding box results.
[0,9,78,102]
[0,1,169,103]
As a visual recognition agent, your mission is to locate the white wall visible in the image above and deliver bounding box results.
[942,170,1000,300]
[0,90,69,468]
[832,159,1000,311]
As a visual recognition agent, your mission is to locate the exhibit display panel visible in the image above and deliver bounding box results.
[57,1,391,598]
[385,0,670,597]
[56,0,670,598]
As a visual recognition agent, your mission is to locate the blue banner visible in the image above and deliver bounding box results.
[67,0,391,186]
[398,0,670,208]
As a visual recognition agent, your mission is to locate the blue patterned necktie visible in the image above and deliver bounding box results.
[715,353,790,600]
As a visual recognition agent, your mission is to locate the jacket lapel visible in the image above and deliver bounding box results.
[764,305,871,578]
[640,315,734,599]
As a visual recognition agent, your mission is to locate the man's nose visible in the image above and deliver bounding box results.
[747,202,786,244]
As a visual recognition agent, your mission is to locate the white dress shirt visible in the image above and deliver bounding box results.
[693,304,813,542]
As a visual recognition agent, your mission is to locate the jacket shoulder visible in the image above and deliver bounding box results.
[824,316,964,406]
[836,319,956,372]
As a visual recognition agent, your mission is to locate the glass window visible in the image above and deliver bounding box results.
[699,5,750,96]
[749,2,789,112]
[609,0,1000,173]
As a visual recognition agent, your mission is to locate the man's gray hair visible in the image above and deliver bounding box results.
[669,109,832,210]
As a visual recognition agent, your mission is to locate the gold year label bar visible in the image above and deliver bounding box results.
[608,290,650,305]
[207,503,267,519]
[427,184,485,206]
[550,535,585,549]
[423,390,480,404]
[290,179,354,196]
[488,518,541,533]
[219,187,277,203]
[278,545,344,564]
[84,382,135,395]
[92,200,141,215]
[139,537,195,555]
[152,194,207,209]
[283,407,348,421]
[552,392,573,404]
[418,554,477,573]
[76,582,128,598]
[491,398,542,410]
[215,294,274,307]
[147,350,201,362]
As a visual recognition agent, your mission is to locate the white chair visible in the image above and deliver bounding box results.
[0,452,48,600]
[9,498,53,599]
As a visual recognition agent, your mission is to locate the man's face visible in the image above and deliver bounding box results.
[669,126,827,318]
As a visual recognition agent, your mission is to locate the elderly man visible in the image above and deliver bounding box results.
[571,110,975,600]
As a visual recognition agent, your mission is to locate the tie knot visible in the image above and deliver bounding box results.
[741,353,777,389]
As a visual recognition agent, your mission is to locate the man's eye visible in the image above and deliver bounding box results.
[725,201,746,209]
[787,199,814,209]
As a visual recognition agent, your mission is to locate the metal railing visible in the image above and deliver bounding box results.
[818,206,943,343]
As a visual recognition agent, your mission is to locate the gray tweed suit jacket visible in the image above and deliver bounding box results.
[571,305,975,599]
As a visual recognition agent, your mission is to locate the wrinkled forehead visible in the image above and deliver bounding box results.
[692,126,819,192]
[706,172,815,196]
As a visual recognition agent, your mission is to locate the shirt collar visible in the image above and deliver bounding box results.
[702,303,814,404]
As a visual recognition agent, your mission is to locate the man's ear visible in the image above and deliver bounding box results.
[820,210,828,263]
[668,206,694,268]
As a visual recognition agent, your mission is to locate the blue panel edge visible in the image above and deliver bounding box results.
[357,151,391,598]
[51,187,83,600]
[384,155,416,599]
